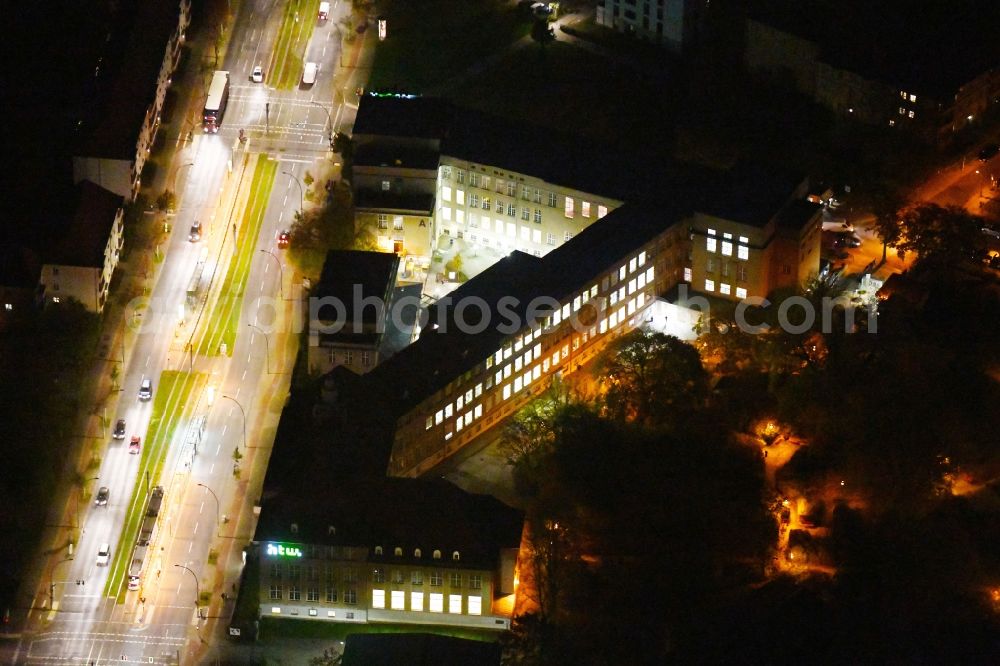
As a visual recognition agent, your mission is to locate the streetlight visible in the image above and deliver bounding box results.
[171,161,195,193]
[174,564,201,608]
[222,395,246,449]
[196,483,221,533]
[283,171,304,211]
[309,101,333,146]
[49,556,75,609]
[248,323,273,374]
[259,249,286,299]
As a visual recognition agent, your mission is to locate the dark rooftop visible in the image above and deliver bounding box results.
[690,162,808,227]
[75,0,183,159]
[0,246,41,290]
[352,94,691,202]
[255,476,523,570]
[355,143,441,170]
[342,633,501,666]
[747,0,1000,101]
[49,181,122,267]
[353,94,451,140]
[315,250,400,327]
[773,198,822,232]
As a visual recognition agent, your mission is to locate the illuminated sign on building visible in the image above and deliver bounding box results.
[266,543,303,558]
[378,19,387,41]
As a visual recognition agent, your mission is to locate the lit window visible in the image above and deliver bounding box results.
[629,257,637,272]
[737,245,749,261]
[598,205,608,218]
[900,90,907,99]
[909,94,916,102]
[706,237,717,252]
[456,189,464,205]
[520,226,530,241]
[720,283,731,295]
[736,287,747,299]
[503,385,511,400]
[441,166,452,180]
[435,410,443,425]
[429,593,444,612]
[271,607,281,614]
[908,110,915,118]
[455,209,465,224]
[381,180,390,191]
[721,241,732,256]
[507,223,516,238]
[739,236,748,243]
[581,201,591,217]
[705,279,715,291]
[889,119,896,127]
[442,186,452,202]
[474,383,483,397]
[532,229,541,243]
[372,589,385,609]
[474,404,482,418]
[441,207,452,221]
[444,404,452,418]
[391,590,405,610]
[564,197,574,218]
[645,266,654,282]
[534,209,542,223]
[468,596,482,615]
[449,594,462,614]
[683,267,692,282]
[899,107,906,115]
[3,303,11,311]
[411,592,424,611]
[425,416,432,430]
[639,251,646,266]
[514,377,522,392]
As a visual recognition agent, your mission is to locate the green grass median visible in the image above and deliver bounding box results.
[270,0,320,90]
[104,370,206,601]
[198,156,278,357]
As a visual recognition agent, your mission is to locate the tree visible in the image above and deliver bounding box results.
[895,203,985,267]
[308,647,342,666]
[869,189,906,265]
[596,329,707,427]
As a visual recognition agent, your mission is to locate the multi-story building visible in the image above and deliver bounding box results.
[38,181,124,312]
[595,0,707,52]
[350,95,631,279]
[744,0,1000,135]
[308,250,400,376]
[72,0,191,200]
[250,478,523,630]
[0,247,41,332]
[687,172,822,301]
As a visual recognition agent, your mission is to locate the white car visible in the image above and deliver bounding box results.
[822,219,854,233]
[97,543,111,566]
[302,62,318,86]
[251,66,264,83]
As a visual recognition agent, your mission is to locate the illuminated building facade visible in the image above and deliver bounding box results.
[251,479,523,630]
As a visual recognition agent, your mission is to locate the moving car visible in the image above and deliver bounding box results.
[251,65,264,83]
[278,230,290,249]
[318,1,330,20]
[188,221,202,242]
[302,62,318,86]
[113,418,126,439]
[139,378,152,401]
[95,487,110,506]
[96,543,111,566]
[978,143,999,162]
[129,436,141,454]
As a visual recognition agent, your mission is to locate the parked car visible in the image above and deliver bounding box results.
[251,65,264,83]
[129,436,141,454]
[95,487,110,506]
[822,219,855,233]
[978,143,999,162]
[113,418,126,439]
[278,230,290,249]
[833,233,862,248]
[96,543,111,566]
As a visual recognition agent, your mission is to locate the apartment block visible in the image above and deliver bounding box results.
[596,0,708,52]
[39,181,125,312]
[72,0,191,200]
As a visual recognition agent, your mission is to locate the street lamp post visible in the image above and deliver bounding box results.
[259,249,286,299]
[309,101,334,146]
[49,557,75,609]
[196,483,221,533]
[283,171,304,211]
[248,323,273,374]
[222,395,246,449]
[174,564,201,609]
[171,161,195,193]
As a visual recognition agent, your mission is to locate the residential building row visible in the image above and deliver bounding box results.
[595,0,708,52]
[743,0,1000,136]
[72,0,191,200]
